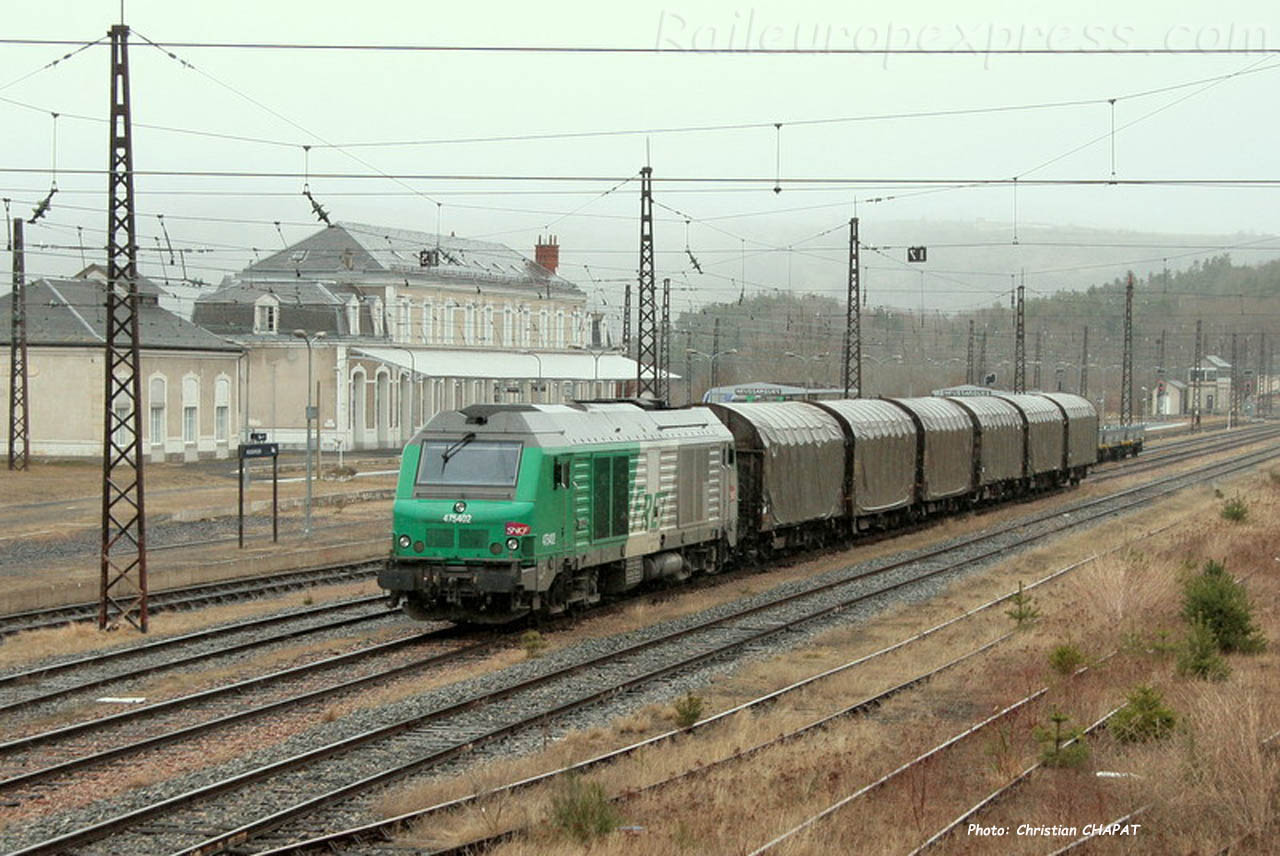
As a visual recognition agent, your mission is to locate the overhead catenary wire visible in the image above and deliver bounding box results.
[4,36,1280,55]
[3,30,1278,329]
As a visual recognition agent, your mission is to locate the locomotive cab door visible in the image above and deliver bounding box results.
[551,455,576,552]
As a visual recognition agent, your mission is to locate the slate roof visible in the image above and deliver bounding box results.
[0,279,241,351]
[240,222,582,296]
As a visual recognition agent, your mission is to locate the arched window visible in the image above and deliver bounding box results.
[397,297,412,342]
[182,375,200,445]
[483,305,494,345]
[346,296,361,336]
[421,299,434,344]
[501,306,513,347]
[445,303,458,345]
[555,310,566,348]
[149,375,166,446]
[215,376,231,443]
[253,294,279,334]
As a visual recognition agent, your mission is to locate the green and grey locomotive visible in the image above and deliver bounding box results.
[380,402,737,623]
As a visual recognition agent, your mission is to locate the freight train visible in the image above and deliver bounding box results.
[378,393,1098,623]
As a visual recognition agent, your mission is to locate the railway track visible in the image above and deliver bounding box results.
[1091,423,1280,482]
[1,422,1261,642]
[7,436,1275,856]
[0,597,404,722]
[0,560,383,637]
[0,628,495,793]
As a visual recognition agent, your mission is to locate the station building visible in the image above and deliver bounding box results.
[0,268,244,460]
[193,223,640,452]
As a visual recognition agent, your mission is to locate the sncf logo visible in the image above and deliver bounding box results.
[505,522,531,536]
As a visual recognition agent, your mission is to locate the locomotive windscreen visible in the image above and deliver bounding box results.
[416,439,522,487]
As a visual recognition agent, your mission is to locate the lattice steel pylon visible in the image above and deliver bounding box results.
[1080,326,1089,400]
[841,217,861,397]
[100,24,148,632]
[1121,271,1134,425]
[965,319,975,385]
[622,283,631,351]
[1033,328,1043,390]
[8,218,30,471]
[1192,319,1203,431]
[1229,331,1241,425]
[658,276,671,404]
[1013,276,1026,393]
[634,167,659,397]
[1258,331,1268,417]
[978,331,987,385]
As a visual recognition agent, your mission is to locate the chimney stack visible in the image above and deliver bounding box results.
[535,234,560,274]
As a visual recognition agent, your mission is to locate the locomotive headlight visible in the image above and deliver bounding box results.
[397,534,411,549]
[505,537,521,551]
[453,501,467,513]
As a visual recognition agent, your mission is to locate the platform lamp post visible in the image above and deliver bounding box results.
[686,348,737,394]
[293,329,326,535]
[570,344,622,398]
[784,352,829,397]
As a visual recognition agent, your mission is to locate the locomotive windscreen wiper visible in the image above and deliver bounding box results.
[440,432,477,469]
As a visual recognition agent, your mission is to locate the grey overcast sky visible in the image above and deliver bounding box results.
[4,0,1280,317]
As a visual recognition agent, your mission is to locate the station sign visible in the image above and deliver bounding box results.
[239,442,279,459]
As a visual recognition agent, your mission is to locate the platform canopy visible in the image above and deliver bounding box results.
[352,347,674,382]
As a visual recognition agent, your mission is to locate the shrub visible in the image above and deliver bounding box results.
[550,775,621,844]
[1176,618,1231,681]
[1048,644,1085,675]
[1005,581,1041,628]
[1035,710,1089,768]
[673,692,705,728]
[520,629,548,659]
[1181,560,1266,654]
[1110,685,1177,743]
[1220,497,1248,522]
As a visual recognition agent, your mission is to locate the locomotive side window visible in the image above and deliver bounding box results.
[592,457,611,539]
[553,457,571,489]
[590,454,632,540]
[417,439,522,487]
[611,455,630,536]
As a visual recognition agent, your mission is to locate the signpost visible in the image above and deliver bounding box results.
[238,442,280,547]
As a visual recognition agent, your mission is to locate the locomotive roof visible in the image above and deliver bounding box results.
[413,402,732,448]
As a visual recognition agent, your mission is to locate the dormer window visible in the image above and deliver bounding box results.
[346,296,361,336]
[253,294,280,334]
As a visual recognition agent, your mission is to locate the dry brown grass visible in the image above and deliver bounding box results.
[0,578,383,672]
[375,463,1280,856]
